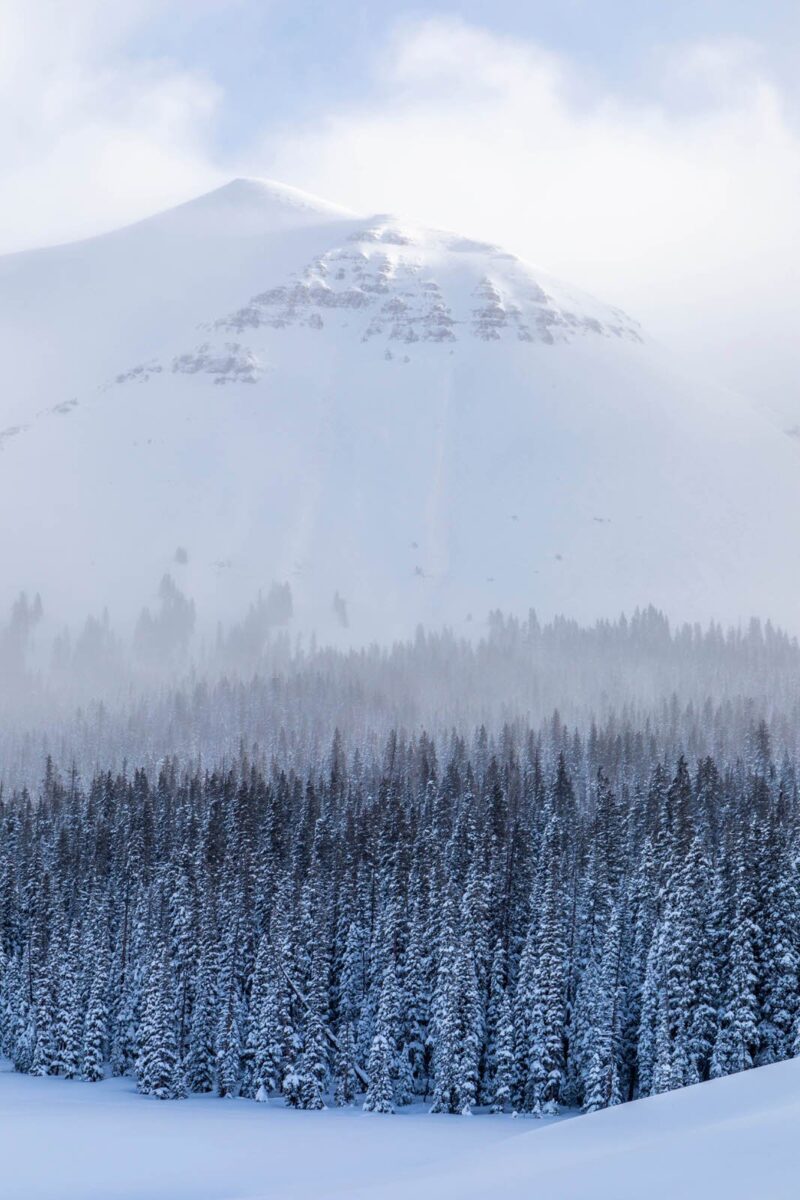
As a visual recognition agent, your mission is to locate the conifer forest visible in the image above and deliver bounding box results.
[1,606,797,1118]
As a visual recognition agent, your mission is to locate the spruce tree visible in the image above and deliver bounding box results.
[136,948,186,1100]
[334,1021,359,1106]
[82,958,109,1082]
[364,964,400,1114]
[297,941,329,1110]
[490,988,514,1113]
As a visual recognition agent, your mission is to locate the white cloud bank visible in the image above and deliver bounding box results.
[0,0,223,252]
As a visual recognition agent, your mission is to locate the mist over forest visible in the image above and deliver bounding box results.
[2,573,799,792]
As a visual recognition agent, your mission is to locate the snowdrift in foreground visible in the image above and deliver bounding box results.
[2,178,800,635]
[358,1057,800,1200]
[3,1058,799,1200]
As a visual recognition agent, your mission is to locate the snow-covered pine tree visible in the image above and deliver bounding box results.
[489,986,514,1113]
[756,821,799,1065]
[246,935,291,1100]
[53,921,83,1078]
[581,903,624,1112]
[30,965,57,1077]
[364,963,401,1114]
[711,837,760,1079]
[296,941,329,1110]
[82,955,109,1082]
[429,890,462,1114]
[136,946,186,1100]
[216,977,243,1098]
[184,917,218,1094]
[334,1021,359,1106]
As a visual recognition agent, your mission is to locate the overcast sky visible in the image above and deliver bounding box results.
[3,0,799,417]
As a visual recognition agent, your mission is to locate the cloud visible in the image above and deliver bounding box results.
[263,19,800,415]
[0,0,224,252]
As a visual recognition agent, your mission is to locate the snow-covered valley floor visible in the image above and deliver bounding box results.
[0,1064,555,1200]
[4,1057,800,1199]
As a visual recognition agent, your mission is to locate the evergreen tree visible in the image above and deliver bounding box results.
[246,936,289,1100]
[334,1021,359,1106]
[82,957,109,1082]
[364,964,401,1114]
[296,942,329,1110]
[136,948,186,1100]
[489,988,514,1113]
[30,967,57,1078]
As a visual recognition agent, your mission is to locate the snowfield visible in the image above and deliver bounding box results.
[2,177,800,636]
[0,1063,551,1200]
[3,1058,800,1199]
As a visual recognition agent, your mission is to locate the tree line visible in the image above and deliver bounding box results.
[0,718,796,1113]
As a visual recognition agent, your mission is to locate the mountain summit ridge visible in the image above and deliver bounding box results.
[160,176,357,227]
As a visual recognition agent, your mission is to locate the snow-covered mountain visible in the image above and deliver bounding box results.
[2,177,799,635]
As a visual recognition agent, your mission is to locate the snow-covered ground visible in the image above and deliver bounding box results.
[0,1063,551,1200]
[3,1058,800,1199]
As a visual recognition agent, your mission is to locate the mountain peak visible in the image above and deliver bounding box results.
[172,176,356,229]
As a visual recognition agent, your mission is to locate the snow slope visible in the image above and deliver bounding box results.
[2,1058,799,1199]
[2,177,800,636]
[353,1058,800,1200]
